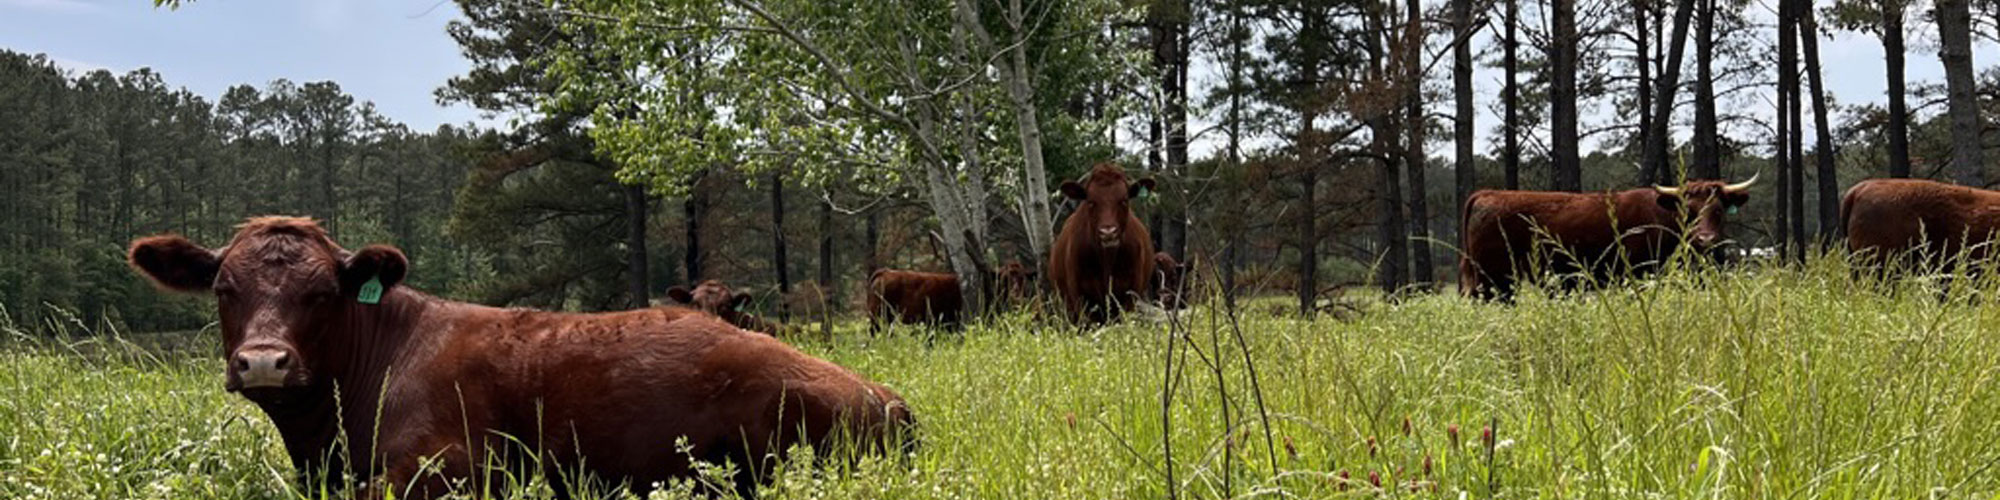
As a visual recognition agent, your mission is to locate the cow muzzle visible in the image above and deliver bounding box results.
[231,346,294,390]
[1691,232,1723,249]
[1097,226,1122,248]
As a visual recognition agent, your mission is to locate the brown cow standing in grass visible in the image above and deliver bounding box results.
[1459,177,1755,300]
[665,279,791,337]
[865,260,1036,330]
[1049,162,1156,324]
[1843,178,2000,271]
[127,217,913,499]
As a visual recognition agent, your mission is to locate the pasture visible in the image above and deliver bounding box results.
[5,255,2000,499]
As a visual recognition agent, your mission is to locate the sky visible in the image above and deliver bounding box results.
[0,0,1990,163]
[0,0,483,129]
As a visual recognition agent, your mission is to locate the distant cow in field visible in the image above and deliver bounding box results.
[665,279,790,336]
[1843,178,2000,270]
[127,217,913,499]
[1459,176,1756,299]
[1152,252,1192,311]
[865,260,1037,330]
[1049,162,1157,324]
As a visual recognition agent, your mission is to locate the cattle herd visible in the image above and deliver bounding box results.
[123,161,2000,497]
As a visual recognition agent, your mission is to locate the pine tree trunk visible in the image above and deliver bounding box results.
[1404,0,1431,286]
[684,171,706,283]
[1454,0,1476,249]
[1884,3,1912,178]
[1691,0,1719,180]
[1635,0,1653,185]
[1803,5,1837,239]
[1297,6,1324,315]
[624,183,650,308]
[771,170,790,322]
[819,197,834,340]
[1784,0,1805,259]
[1503,0,1523,189]
[865,206,881,273]
[1551,0,1581,190]
[1776,0,1794,252]
[1226,0,1247,309]
[1938,0,1985,186]
[1370,4,1408,293]
[1643,0,1700,181]
[1164,1,1191,261]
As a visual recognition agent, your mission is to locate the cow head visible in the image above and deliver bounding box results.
[993,260,1039,301]
[1061,162,1156,249]
[128,217,405,403]
[666,280,752,316]
[1653,175,1756,250]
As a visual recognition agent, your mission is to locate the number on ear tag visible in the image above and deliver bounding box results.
[357,276,384,305]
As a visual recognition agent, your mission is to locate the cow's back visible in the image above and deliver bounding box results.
[1459,189,1670,298]
[868,270,964,325]
[1844,179,2000,263]
[409,305,911,492]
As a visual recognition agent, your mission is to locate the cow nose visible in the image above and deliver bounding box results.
[1693,232,1721,247]
[1097,226,1119,238]
[233,348,292,388]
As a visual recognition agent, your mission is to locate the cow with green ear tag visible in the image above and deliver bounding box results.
[1459,175,1756,300]
[1048,162,1159,325]
[127,216,914,499]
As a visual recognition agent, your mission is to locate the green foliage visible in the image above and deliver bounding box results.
[9,258,2000,498]
[0,49,476,331]
[544,0,1137,199]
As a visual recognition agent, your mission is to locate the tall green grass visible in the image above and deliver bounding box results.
[5,253,2000,499]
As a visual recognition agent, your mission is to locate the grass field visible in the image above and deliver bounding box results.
[6,254,2000,499]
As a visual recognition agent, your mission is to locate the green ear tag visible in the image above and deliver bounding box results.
[1138,186,1150,198]
[1727,206,1739,215]
[356,276,384,305]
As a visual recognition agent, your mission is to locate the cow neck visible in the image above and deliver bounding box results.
[326,287,439,402]
[1083,243,1138,276]
[269,287,440,472]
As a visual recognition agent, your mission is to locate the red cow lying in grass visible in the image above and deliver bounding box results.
[127,217,914,499]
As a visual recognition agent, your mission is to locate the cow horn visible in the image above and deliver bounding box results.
[1653,185,1683,196]
[1723,173,1759,193]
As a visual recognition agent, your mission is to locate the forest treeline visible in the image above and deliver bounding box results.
[8,0,2000,332]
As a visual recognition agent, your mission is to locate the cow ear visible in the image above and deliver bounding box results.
[1655,192,1683,211]
[1060,181,1087,201]
[340,245,408,296]
[730,293,752,312]
[1130,178,1158,199]
[1722,191,1750,207]
[666,287,694,304]
[128,235,220,292]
